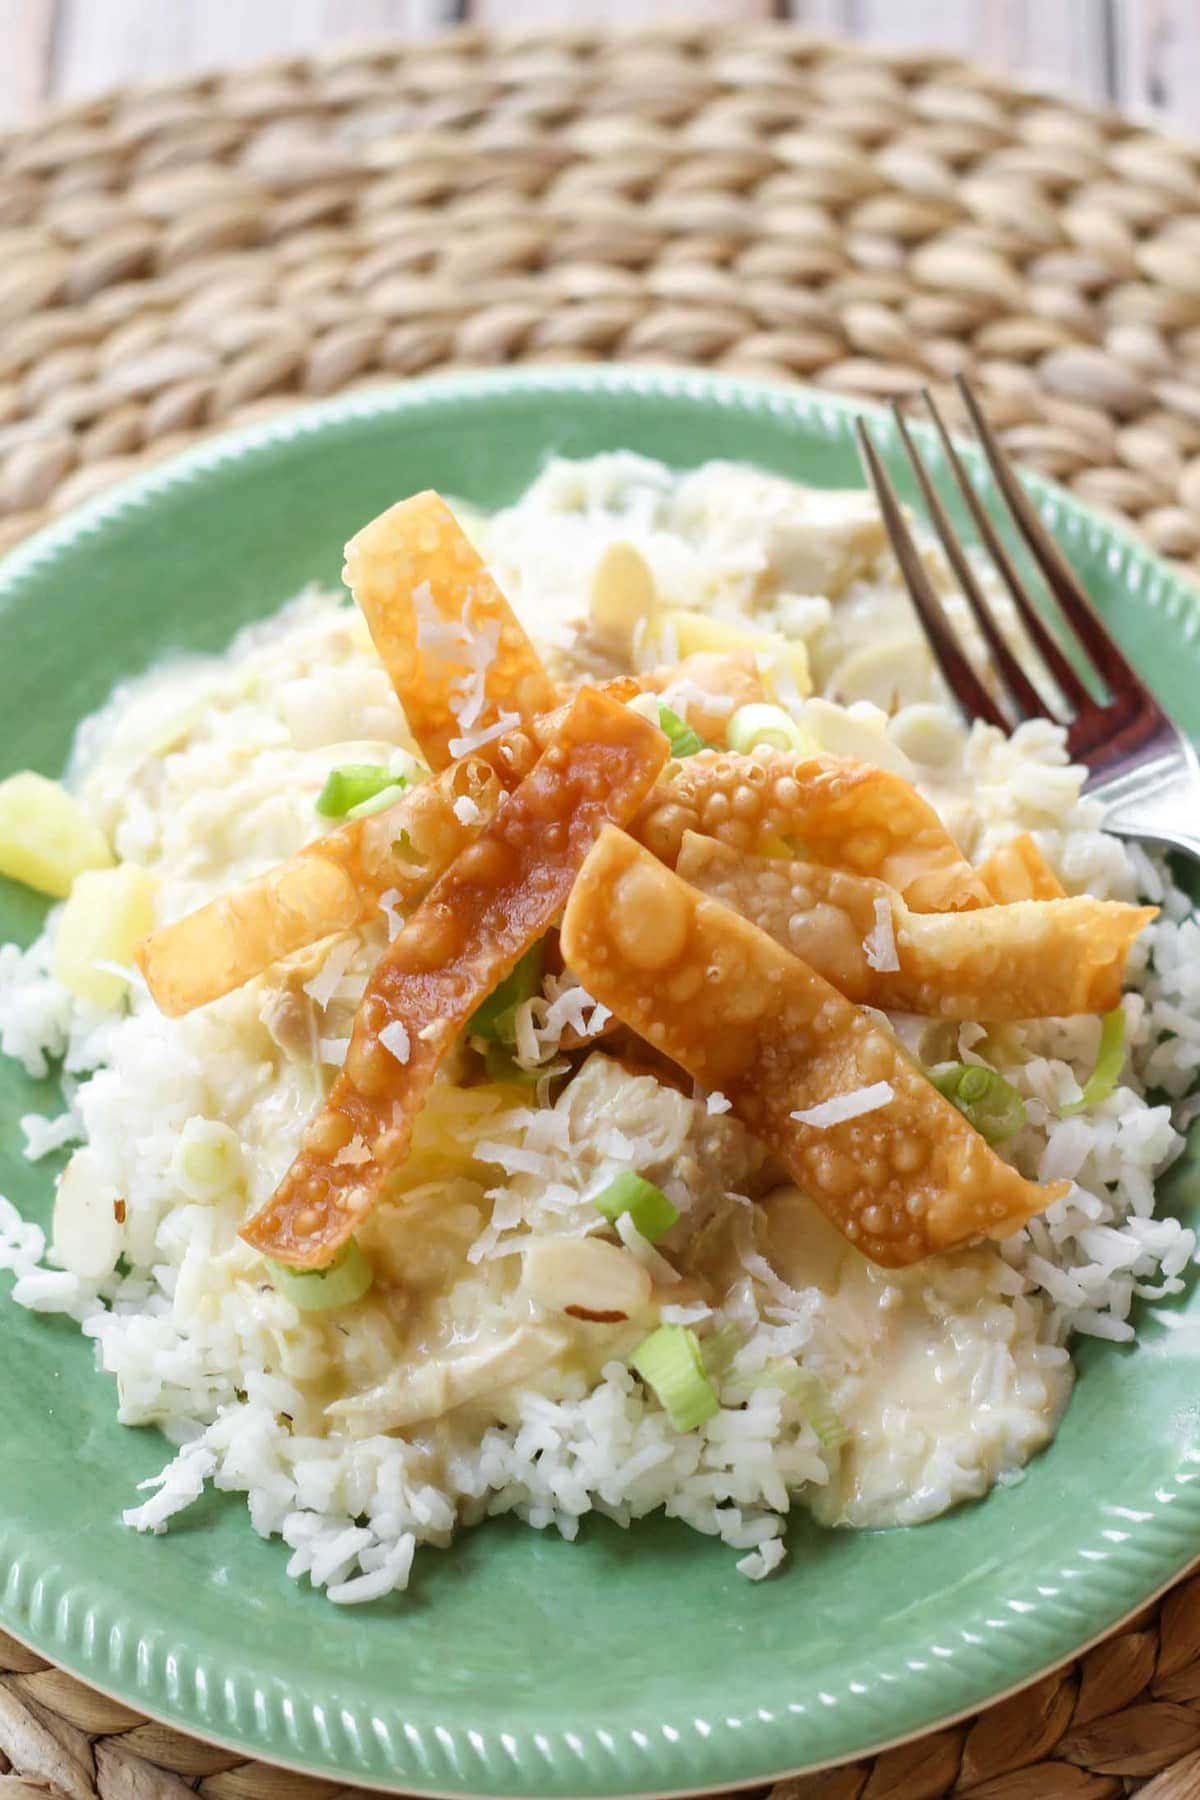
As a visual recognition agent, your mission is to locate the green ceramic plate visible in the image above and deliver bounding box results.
[1,369,1198,1798]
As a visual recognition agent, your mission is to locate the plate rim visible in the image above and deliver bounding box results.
[2,363,1200,1798]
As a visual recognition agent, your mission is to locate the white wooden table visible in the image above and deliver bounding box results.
[0,0,1197,134]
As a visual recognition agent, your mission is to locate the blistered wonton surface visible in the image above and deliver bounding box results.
[563,827,1067,1267]
[678,835,1155,1022]
[344,489,559,770]
[635,749,992,912]
[242,691,667,1267]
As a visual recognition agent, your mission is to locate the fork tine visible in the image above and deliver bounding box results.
[923,388,1093,713]
[889,403,1050,723]
[955,376,1149,703]
[854,419,1009,733]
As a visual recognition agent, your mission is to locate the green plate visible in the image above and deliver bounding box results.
[1,369,1198,1798]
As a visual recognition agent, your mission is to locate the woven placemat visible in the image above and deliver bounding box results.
[3,21,1200,1799]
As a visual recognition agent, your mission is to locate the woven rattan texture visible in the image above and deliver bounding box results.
[4,21,1200,1800]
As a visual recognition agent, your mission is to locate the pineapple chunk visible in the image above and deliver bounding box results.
[589,540,659,656]
[0,772,113,898]
[52,864,156,1009]
[659,608,812,698]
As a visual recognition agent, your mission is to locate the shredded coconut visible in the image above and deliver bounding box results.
[863,898,900,973]
[791,1082,895,1129]
[380,1020,411,1065]
[378,888,404,942]
[452,795,483,827]
[303,938,358,1009]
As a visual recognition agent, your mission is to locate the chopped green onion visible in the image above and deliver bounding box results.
[657,704,707,759]
[470,940,546,1044]
[1062,1006,1126,1115]
[735,1362,848,1450]
[269,1238,373,1312]
[700,1322,742,1377]
[631,1324,719,1431]
[727,702,811,756]
[929,1061,1025,1144]
[483,1042,540,1086]
[346,783,408,821]
[593,1172,679,1243]
[315,765,400,818]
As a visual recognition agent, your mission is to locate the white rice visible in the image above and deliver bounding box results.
[0,453,1195,1603]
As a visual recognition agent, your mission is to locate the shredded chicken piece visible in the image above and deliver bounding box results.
[562,827,1067,1268]
[634,748,992,912]
[240,690,668,1268]
[678,834,1155,1022]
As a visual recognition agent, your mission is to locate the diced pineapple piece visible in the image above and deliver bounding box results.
[659,609,811,698]
[0,772,113,898]
[52,864,156,1009]
[589,540,659,657]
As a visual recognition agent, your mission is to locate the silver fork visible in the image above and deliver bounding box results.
[854,376,1200,864]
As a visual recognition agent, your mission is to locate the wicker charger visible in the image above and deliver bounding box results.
[3,21,1200,1799]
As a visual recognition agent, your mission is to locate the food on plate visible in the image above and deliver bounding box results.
[562,826,1067,1266]
[243,689,667,1267]
[675,834,1153,1021]
[0,451,1190,1605]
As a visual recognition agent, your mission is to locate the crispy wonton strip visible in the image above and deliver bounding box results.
[241,691,668,1267]
[343,490,559,769]
[137,759,505,1017]
[138,681,643,1019]
[635,749,991,911]
[677,834,1155,1022]
[977,833,1067,904]
[562,828,1066,1267]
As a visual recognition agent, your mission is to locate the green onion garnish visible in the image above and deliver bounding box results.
[929,1061,1025,1144]
[269,1238,373,1312]
[1062,1005,1126,1115]
[736,1362,848,1450]
[469,940,546,1044]
[346,783,408,821]
[657,704,707,759]
[631,1324,719,1431]
[483,1042,540,1086]
[726,702,812,756]
[315,765,400,819]
[593,1171,679,1243]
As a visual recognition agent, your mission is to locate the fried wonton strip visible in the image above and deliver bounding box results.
[977,833,1067,904]
[138,681,643,1019]
[635,749,991,911]
[562,828,1067,1268]
[677,835,1155,1022]
[343,490,559,770]
[241,691,668,1267]
[138,758,504,1017]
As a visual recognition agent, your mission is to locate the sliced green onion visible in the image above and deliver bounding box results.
[657,704,707,759]
[469,940,546,1044]
[483,1042,540,1086]
[1062,1006,1126,1115]
[315,764,399,818]
[346,782,408,821]
[631,1324,719,1431]
[736,1362,848,1450]
[269,1238,373,1312]
[727,702,811,756]
[929,1061,1025,1144]
[593,1171,678,1243]
[700,1323,742,1377]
